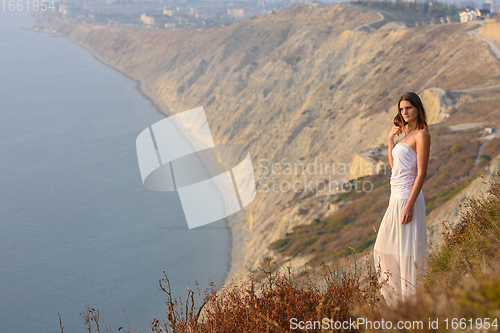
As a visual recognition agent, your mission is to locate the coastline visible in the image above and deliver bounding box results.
[29,28,173,118]
[27,19,239,287]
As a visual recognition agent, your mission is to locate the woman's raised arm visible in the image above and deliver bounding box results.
[388,126,402,169]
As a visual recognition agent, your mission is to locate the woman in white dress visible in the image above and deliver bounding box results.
[373,92,431,309]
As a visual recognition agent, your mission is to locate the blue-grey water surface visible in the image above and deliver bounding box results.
[0,10,230,333]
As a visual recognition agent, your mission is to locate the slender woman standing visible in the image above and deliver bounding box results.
[373,92,431,309]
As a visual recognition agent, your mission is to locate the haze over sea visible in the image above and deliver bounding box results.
[0,10,230,333]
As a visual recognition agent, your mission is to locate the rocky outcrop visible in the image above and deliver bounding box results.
[420,87,457,125]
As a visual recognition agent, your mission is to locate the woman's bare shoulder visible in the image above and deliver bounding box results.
[417,128,431,139]
[416,129,431,149]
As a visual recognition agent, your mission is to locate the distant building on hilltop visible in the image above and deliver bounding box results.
[479,8,491,17]
[163,7,174,16]
[141,13,155,26]
[141,13,175,27]
[485,126,496,134]
[459,8,480,22]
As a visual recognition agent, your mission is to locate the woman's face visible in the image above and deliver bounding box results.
[399,100,418,125]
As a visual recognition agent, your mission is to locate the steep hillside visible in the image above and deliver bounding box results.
[40,3,500,284]
[478,15,500,50]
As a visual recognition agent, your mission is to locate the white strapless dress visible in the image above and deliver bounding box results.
[373,141,428,308]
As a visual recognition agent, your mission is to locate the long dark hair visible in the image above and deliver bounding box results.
[393,92,428,133]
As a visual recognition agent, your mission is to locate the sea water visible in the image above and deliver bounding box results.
[0,10,230,333]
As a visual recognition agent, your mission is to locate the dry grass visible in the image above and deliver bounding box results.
[151,255,383,333]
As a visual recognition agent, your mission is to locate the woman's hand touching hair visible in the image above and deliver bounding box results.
[393,114,404,129]
[388,114,404,140]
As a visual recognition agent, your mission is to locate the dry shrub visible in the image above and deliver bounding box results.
[152,255,383,333]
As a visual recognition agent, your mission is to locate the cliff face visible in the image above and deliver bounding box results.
[45,3,500,284]
[426,154,500,254]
